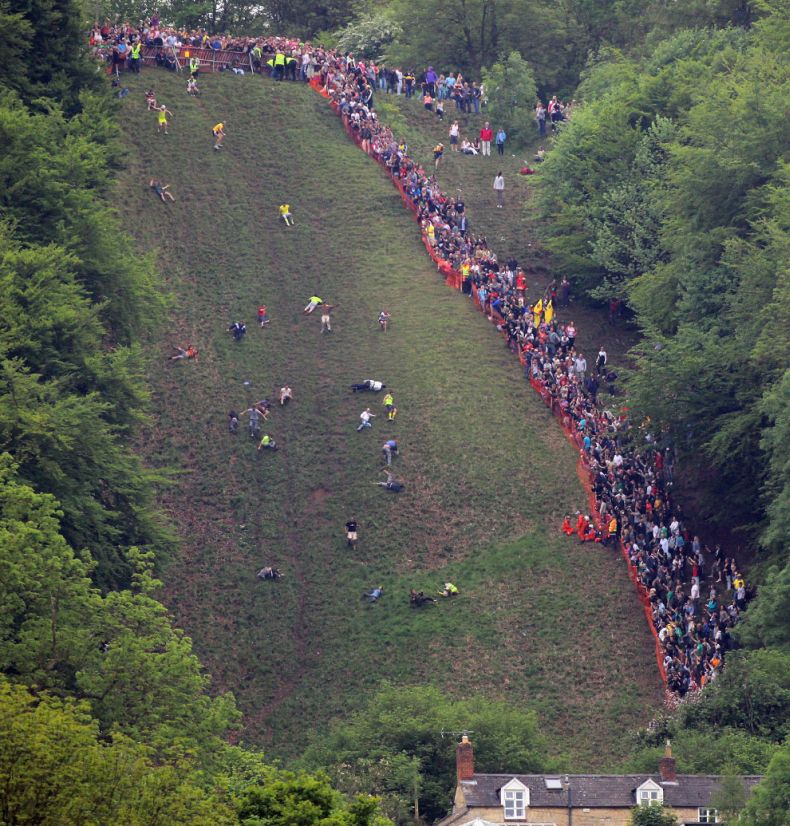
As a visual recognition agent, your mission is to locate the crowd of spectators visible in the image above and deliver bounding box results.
[89,23,749,702]
[89,21,575,133]
[313,49,752,701]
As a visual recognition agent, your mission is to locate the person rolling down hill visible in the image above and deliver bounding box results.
[169,344,197,360]
[438,582,459,597]
[257,433,278,451]
[303,295,323,314]
[350,379,386,392]
[363,585,383,602]
[213,121,225,150]
[279,203,294,226]
[375,469,404,492]
[257,566,282,580]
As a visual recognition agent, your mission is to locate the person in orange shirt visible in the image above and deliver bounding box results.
[562,515,574,535]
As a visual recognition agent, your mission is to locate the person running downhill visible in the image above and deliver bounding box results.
[382,392,397,421]
[213,121,225,150]
[345,518,358,549]
[279,203,294,226]
[157,105,173,134]
[378,310,391,331]
[320,303,337,333]
[357,407,375,431]
[382,438,398,465]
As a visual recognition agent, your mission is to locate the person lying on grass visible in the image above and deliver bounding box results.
[150,179,175,202]
[375,469,404,492]
[169,344,197,360]
[410,589,436,607]
[350,379,386,392]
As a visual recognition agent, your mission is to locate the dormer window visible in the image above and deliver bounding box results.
[500,778,529,820]
[636,779,664,806]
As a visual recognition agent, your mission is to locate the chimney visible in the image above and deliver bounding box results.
[456,735,475,781]
[659,740,676,782]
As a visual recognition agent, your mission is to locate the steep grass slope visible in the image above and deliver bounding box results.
[115,69,661,767]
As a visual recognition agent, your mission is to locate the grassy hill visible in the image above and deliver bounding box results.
[115,68,662,768]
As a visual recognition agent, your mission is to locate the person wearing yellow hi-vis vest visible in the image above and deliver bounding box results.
[129,41,142,73]
[189,56,200,77]
[273,51,286,81]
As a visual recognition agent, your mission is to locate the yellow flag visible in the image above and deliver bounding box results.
[545,300,554,324]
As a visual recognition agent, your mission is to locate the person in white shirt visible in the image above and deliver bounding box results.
[493,172,505,207]
[357,408,375,431]
[351,380,386,392]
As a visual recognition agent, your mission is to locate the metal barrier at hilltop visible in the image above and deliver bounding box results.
[95,43,254,73]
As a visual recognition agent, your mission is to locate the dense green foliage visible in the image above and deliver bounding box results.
[630,805,678,826]
[481,51,537,145]
[301,684,547,823]
[0,1,391,821]
[534,11,789,552]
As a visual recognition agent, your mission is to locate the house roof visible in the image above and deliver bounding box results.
[459,774,763,809]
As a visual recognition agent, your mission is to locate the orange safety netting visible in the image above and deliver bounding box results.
[309,77,669,690]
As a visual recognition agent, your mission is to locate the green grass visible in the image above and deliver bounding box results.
[115,68,662,769]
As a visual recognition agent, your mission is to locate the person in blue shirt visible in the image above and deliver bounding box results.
[364,586,383,602]
[382,438,398,465]
[495,127,507,156]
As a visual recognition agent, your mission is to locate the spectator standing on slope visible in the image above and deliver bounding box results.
[493,172,505,208]
[495,127,507,156]
[480,121,492,156]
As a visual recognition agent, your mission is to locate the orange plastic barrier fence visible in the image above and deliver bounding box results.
[309,75,670,693]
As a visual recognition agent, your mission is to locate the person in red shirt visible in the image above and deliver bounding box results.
[562,515,574,536]
[257,305,270,326]
[479,121,493,156]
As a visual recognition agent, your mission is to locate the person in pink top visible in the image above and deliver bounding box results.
[480,121,493,156]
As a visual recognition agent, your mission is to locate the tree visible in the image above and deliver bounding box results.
[737,742,790,826]
[630,804,679,826]
[481,51,538,146]
[301,683,548,823]
[711,774,748,824]
[0,677,236,825]
[237,771,389,826]
[334,13,403,61]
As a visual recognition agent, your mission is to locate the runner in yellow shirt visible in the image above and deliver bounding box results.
[212,122,225,150]
[279,203,293,226]
[156,105,173,134]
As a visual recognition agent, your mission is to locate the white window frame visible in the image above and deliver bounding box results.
[636,779,664,807]
[698,808,718,823]
[500,778,529,821]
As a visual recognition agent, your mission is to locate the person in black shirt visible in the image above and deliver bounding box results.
[345,519,358,549]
